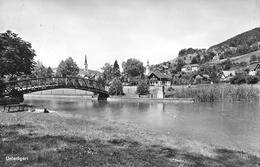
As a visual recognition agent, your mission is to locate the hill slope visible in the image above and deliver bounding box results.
[177,27,260,64]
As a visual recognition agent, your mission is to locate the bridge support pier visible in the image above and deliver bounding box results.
[98,93,109,101]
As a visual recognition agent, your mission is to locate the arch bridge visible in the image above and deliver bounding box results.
[3,77,109,101]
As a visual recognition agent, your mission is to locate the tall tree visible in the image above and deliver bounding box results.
[46,67,53,77]
[175,58,186,72]
[113,60,121,78]
[0,30,36,78]
[31,61,47,78]
[101,63,113,84]
[122,58,145,79]
[56,57,79,77]
[108,78,123,95]
[199,64,222,83]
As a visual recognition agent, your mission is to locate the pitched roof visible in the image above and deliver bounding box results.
[78,69,101,77]
[182,64,199,68]
[148,70,171,80]
[222,70,236,78]
[248,61,260,71]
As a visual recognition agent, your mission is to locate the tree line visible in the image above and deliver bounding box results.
[0,30,150,96]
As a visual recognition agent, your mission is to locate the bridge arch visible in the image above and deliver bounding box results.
[3,77,109,101]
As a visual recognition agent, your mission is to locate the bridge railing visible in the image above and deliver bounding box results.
[3,77,106,95]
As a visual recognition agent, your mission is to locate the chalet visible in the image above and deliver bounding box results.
[220,70,236,82]
[147,70,171,86]
[248,61,260,76]
[181,64,199,72]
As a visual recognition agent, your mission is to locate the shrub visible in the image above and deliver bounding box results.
[169,84,259,102]
[108,78,123,95]
[256,70,260,77]
[246,75,259,84]
[167,87,175,91]
[230,75,247,84]
[136,80,149,95]
[0,79,5,98]
[9,89,23,97]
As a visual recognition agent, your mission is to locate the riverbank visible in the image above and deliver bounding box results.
[24,94,195,103]
[0,111,259,166]
[166,84,260,102]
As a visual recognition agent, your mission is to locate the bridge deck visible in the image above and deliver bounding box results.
[3,77,109,98]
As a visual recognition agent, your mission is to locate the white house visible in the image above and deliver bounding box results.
[220,70,236,82]
[181,64,199,73]
[248,61,260,76]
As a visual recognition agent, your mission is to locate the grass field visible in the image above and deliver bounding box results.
[0,111,259,166]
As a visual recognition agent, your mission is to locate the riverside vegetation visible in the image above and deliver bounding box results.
[166,84,260,102]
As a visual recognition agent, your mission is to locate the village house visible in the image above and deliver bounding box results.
[181,64,199,73]
[147,70,171,86]
[212,55,220,62]
[248,61,260,76]
[220,70,236,82]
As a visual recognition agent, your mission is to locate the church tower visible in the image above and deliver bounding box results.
[84,54,88,75]
[146,59,150,75]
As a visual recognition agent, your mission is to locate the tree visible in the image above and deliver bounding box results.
[0,30,36,78]
[198,64,222,83]
[175,58,186,72]
[56,57,79,77]
[246,75,259,84]
[230,74,247,84]
[221,59,232,70]
[136,80,149,95]
[101,63,113,84]
[108,78,123,95]
[250,55,257,63]
[122,58,145,83]
[96,76,106,86]
[0,79,5,98]
[113,60,121,78]
[239,61,248,67]
[46,67,53,77]
[31,61,48,78]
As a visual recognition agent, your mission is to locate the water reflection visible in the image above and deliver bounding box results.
[24,97,259,155]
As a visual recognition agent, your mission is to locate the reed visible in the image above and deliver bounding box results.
[168,84,260,102]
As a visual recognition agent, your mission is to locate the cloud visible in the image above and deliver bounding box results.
[0,0,258,70]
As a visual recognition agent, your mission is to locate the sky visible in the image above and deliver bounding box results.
[0,0,259,71]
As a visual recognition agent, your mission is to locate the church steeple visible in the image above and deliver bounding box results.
[146,59,150,75]
[84,54,88,74]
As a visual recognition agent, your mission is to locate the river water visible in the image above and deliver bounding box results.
[24,96,259,155]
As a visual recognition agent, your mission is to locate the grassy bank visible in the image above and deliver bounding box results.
[0,112,259,166]
[166,84,260,102]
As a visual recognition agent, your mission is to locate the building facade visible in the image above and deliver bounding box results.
[181,64,199,72]
[147,70,171,86]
